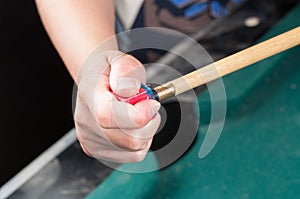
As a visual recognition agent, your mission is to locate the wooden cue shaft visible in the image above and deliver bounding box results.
[154,26,300,101]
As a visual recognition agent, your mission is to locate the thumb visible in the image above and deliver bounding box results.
[109,53,146,97]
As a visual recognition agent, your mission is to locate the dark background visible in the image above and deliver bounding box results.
[0,1,74,186]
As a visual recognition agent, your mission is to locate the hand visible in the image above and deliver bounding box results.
[74,50,161,163]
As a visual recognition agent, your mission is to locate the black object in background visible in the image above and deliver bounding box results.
[0,2,74,186]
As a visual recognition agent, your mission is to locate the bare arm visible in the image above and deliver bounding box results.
[35,0,116,80]
[35,0,161,163]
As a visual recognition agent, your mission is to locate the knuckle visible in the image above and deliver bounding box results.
[74,112,86,128]
[74,112,82,126]
[95,107,111,128]
[131,152,146,162]
[132,114,149,128]
[81,146,93,157]
[76,132,93,158]
[124,138,145,151]
[118,54,140,66]
[90,151,104,160]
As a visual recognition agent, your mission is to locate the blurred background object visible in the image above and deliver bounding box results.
[0,1,74,186]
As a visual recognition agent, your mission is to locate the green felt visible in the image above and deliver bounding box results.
[198,5,300,123]
[86,4,300,199]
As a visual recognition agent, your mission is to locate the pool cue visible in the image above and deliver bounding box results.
[118,26,300,104]
[152,26,300,101]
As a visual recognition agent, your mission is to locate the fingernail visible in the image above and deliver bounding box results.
[116,77,140,97]
[149,104,160,119]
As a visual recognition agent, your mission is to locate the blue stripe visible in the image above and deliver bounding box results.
[184,3,207,18]
[169,0,195,8]
[210,1,228,17]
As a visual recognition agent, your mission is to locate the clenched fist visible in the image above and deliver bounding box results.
[74,50,161,163]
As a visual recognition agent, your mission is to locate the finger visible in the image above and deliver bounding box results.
[101,114,160,152]
[94,90,161,128]
[101,128,151,152]
[110,99,161,129]
[91,138,153,163]
[75,113,160,153]
[109,54,146,97]
[76,130,93,157]
[120,113,161,139]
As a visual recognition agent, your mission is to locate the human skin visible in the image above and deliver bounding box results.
[35,0,161,162]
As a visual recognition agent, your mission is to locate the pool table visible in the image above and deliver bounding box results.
[86,3,300,199]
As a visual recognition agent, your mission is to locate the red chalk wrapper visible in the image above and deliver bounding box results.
[114,84,158,105]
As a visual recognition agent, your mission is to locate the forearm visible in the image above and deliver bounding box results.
[35,0,116,80]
